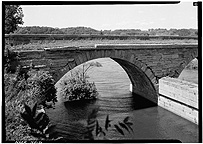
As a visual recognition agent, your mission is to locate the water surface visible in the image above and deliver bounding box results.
[46,58,199,142]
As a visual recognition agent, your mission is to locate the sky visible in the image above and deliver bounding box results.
[21,2,198,31]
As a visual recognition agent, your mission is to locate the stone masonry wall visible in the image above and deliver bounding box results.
[15,44,198,104]
[158,77,198,124]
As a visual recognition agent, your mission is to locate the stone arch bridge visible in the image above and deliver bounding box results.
[15,44,198,104]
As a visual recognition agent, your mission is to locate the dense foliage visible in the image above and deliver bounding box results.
[14,26,198,36]
[28,70,57,105]
[4,49,57,141]
[4,47,19,73]
[4,5,24,34]
[60,62,102,101]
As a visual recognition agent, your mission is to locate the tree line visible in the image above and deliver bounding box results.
[4,5,197,37]
[13,26,198,37]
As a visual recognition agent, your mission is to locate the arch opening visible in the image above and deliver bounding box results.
[55,57,158,105]
[169,49,198,79]
[178,58,198,84]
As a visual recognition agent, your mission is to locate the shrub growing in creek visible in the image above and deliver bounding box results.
[60,62,102,101]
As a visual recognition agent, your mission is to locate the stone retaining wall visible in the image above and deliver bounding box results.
[158,77,198,124]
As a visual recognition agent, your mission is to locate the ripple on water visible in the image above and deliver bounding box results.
[46,58,198,142]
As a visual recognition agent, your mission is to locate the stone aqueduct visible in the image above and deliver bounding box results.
[15,44,198,104]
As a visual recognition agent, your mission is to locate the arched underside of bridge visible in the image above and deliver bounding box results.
[52,55,159,104]
[111,58,158,104]
[51,51,198,104]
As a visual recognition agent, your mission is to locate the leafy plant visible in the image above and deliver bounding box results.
[20,103,50,133]
[60,62,102,101]
[27,70,57,106]
[5,5,24,34]
[4,48,19,73]
[5,67,57,141]
[85,111,134,140]
[20,103,63,141]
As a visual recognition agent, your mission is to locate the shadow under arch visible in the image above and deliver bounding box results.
[111,58,158,104]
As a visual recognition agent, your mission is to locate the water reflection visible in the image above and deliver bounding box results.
[131,93,157,110]
[46,58,198,142]
[64,99,98,121]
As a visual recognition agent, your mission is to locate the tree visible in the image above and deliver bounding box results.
[5,5,24,34]
[176,29,191,36]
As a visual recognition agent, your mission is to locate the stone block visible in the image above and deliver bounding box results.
[120,50,125,59]
[74,57,81,66]
[159,77,198,108]
[145,68,153,79]
[133,60,142,68]
[129,54,135,63]
[106,50,112,57]
[85,52,91,60]
[81,53,88,63]
[110,49,116,57]
[146,61,159,67]
[100,50,105,58]
[78,54,85,64]
[141,64,148,72]
[158,96,198,124]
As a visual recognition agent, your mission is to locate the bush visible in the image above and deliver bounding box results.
[5,71,38,141]
[60,62,102,101]
[4,47,19,73]
[5,67,57,141]
[61,70,98,101]
[27,70,57,105]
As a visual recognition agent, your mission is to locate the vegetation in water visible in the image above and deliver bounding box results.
[60,62,102,101]
[84,109,134,140]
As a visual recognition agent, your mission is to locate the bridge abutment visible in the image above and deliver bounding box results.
[112,58,158,104]
[158,77,198,124]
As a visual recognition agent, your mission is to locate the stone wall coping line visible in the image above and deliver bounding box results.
[14,43,198,52]
[14,49,45,53]
[95,43,198,48]
[95,43,198,46]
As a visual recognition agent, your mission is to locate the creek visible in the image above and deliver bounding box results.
[46,58,198,142]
